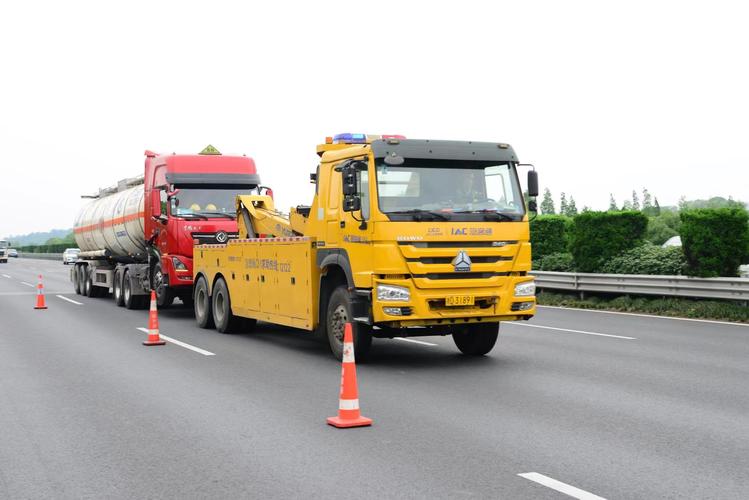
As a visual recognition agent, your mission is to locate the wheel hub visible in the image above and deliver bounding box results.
[330,305,348,343]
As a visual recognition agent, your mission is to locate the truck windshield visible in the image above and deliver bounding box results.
[375,159,525,220]
[0,241,8,249]
[170,187,253,218]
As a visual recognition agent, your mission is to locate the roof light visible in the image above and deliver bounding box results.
[332,133,367,144]
[381,135,406,140]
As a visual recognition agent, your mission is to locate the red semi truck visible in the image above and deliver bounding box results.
[70,146,261,308]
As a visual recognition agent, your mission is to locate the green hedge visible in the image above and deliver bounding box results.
[680,208,749,277]
[600,243,685,275]
[570,211,648,272]
[530,215,570,260]
[534,252,575,272]
[17,243,73,254]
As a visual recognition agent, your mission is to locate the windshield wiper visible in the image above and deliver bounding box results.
[389,209,451,221]
[199,212,236,219]
[453,210,515,222]
[175,213,209,220]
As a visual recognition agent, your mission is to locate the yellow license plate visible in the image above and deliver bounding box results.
[445,295,474,306]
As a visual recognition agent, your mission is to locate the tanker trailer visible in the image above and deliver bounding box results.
[71,147,260,309]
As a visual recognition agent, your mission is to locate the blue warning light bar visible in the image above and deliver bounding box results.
[332,133,367,144]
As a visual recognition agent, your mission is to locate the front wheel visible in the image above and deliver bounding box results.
[325,286,372,361]
[194,276,214,329]
[452,322,499,356]
[153,262,174,308]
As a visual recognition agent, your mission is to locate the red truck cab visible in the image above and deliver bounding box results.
[143,147,260,306]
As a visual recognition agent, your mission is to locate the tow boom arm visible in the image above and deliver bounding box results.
[235,195,307,238]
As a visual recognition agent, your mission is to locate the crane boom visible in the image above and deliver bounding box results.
[236,195,307,238]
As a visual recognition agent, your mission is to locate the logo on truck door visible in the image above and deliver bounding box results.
[215,231,228,243]
[452,250,472,272]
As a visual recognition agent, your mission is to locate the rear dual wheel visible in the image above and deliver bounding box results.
[211,277,255,334]
[113,268,125,307]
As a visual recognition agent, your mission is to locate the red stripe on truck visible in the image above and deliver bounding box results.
[73,211,145,234]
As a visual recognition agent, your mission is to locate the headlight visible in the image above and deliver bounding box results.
[514,281,536,297]
[172,257,188,271]
[377,284,410,302]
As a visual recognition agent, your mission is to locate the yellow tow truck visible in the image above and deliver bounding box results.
[192,134,539,359]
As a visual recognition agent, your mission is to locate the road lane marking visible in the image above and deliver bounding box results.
[509,322,636,340]
[2,274,10,278]
[136,328,215,356]
[56,295,83,305]
[538,305,749,328]
[20,281,34,287]
[519,472,606,500]
[394,337,438,346]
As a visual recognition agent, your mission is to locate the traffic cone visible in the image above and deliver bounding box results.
[327,323,372,428]
[34,274,47,310]
[143,290,166,346]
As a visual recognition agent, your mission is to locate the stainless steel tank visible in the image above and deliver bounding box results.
[73,179,147,260]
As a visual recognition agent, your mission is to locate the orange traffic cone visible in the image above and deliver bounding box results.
[327,323,372,428]
[34,274,47,310]
[143,290,166,346]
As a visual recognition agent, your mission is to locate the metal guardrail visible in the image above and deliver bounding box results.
[19,253,62,261]
[532,271,749,302]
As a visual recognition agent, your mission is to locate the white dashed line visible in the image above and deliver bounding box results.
[394,337,438,346]
[2,274,11,278]
[20,281,34,287]
[56,295,83,305]
[519,472,606,500]
[508,322,636,340]
[136,328,215,356]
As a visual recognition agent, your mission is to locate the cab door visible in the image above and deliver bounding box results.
[338,161,375,288]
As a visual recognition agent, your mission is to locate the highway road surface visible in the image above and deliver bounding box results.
[1,257,748,499]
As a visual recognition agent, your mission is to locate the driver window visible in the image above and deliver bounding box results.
[359,170,369,219]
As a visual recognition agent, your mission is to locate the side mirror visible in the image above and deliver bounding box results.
[527,170,539,198]
[150,190,161,218]
[343,196,361,212]
[342,165,357,196]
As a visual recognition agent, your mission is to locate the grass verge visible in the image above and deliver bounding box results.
[537,291,749,323]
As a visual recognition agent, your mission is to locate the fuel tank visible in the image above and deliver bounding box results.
[73,178,147,261]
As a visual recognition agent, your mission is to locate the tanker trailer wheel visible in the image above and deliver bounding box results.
[82,266,92,296]
[73,265,81,295]
[194,275,214,329]
[452,322,499,356]
[212,277,243,334]
[113,268,125,307]
[325,286,372,361]
[153,262,174,308]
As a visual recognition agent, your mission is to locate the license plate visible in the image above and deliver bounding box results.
[445,295,474,306]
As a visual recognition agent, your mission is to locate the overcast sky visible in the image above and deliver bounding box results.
[1,0,747,238]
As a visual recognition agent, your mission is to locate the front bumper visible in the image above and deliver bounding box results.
[370,276,535,327]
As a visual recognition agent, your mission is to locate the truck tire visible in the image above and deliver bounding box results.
[212,277,242,333]
[123,270,139,310]
[452,322,499,356]
[113,268,125,307]
[194,276,214,329]
[153,262,174,308]
[73,265,81,295]
[82,267,92,296]
[326,286,372,361]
